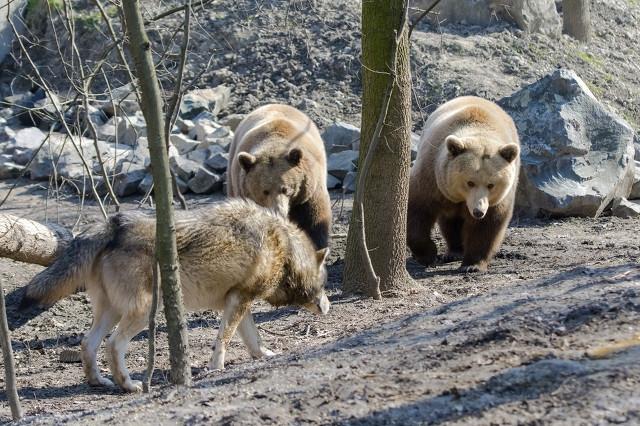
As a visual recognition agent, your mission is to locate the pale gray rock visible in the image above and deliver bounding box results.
[322,121,360,153]
[169,133,200,155]
[499,69,636,217]
[342,171,357,194]
[169,154,201,182]
[188,167,223,194]
[327,173,341,190]
[327,149,358,180]
[204,152,229,173]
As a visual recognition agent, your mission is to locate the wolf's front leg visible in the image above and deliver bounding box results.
[238,312,275,359]
[209,290,250,370]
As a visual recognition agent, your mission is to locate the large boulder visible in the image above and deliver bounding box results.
[411,0,561,35]
[0,0,26,64]
[499,69,636,217]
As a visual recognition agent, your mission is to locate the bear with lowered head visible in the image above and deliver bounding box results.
[407,96,520,272]
[228,104,331,250]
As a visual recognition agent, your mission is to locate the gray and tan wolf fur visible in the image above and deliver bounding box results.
[20,199,331,392]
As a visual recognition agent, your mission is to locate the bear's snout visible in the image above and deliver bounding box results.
[472,208,486,219]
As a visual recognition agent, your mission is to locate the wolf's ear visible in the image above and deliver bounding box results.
[287,148,303,166]
[445,135,465,157]
[238,152,257,172]
[315,248,329,266]
[499,143,519,163]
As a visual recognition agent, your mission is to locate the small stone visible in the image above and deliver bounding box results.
[169,134,200,155]
[219,114,245,131]
[175,117,195,133]
[322,122,360,153]
[138,173,154,195]
[611,198,640,218]
[204,152,229,173]
[327,150,358,179]
[170,155,201,181]
[0,156,24,179]
[113,165,146,198]
[188,167,223,194]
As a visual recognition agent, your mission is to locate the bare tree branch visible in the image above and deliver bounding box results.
[0,280,22,420]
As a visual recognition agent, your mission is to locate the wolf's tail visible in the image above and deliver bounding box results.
[19,220,116,310]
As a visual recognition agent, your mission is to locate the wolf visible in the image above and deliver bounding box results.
[20,199,331,392]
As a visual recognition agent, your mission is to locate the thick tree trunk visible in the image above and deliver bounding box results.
[343,0,413,296]
[121,0,191,386]
[0,214,72,266]
[563,0,591,42]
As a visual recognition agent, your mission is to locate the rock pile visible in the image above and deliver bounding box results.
[1,69,638,217]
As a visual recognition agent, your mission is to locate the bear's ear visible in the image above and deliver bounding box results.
[238,152,257,172]
[498,144,520,163]
[445,135,465,157]
[287,148,303,166]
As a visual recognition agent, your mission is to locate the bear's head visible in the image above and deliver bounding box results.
[236,148,306,216]
[438,135,519,220]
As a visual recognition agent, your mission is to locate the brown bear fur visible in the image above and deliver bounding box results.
[407,96,521,272]
[228,104,331,249]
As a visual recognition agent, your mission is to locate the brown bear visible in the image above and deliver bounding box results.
[407,96,520,272]
[228,104,331,249]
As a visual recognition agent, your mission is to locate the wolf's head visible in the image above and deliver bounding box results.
[266,245,331,315]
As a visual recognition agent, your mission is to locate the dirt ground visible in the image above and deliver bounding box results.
[1,179,639,425]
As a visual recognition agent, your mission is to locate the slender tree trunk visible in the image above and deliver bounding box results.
[121,0,191,386]
[343,0,413,296]
[0,214,73,266]
[563,0,591,42]
[0,280,23,420]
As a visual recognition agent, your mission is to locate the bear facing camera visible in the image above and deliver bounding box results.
[407,96,521,273]
[227,104,332,250]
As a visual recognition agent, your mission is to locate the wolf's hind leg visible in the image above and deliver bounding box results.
[209,290,250,370]
[238,312,275,359]
[82,303,120,387]
[106,313,148,392]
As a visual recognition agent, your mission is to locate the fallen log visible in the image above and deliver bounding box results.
[0,214,73,266]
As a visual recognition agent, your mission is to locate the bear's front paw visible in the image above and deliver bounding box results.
[458,263,488,273]
[441,251,463,263]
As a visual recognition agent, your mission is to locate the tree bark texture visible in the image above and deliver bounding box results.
[121,0,191,386]
[563,0,591,42]
[343,0,413,296]
[0,214,73,266]
[0,280,23,420]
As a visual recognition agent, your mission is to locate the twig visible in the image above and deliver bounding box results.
[408,0,443,39]
[0,280,23,420]
[163,0,192,212]
[144,261,160,393]
[353,0,410,300]
[146,0,215,24]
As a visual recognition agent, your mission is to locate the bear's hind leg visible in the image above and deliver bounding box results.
[460,208,509,273]
[407,200,438,267]
[438,215,464,263]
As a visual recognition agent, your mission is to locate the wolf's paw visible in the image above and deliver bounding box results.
[121,379,143,393]
[252,347,276,359]
[208,356,225,371]
[88,376,115,387]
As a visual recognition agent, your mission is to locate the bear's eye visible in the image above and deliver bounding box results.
[467,181,475,188]
[281,187,288,195]
[263,190,270,196]
[487,183,495,190]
